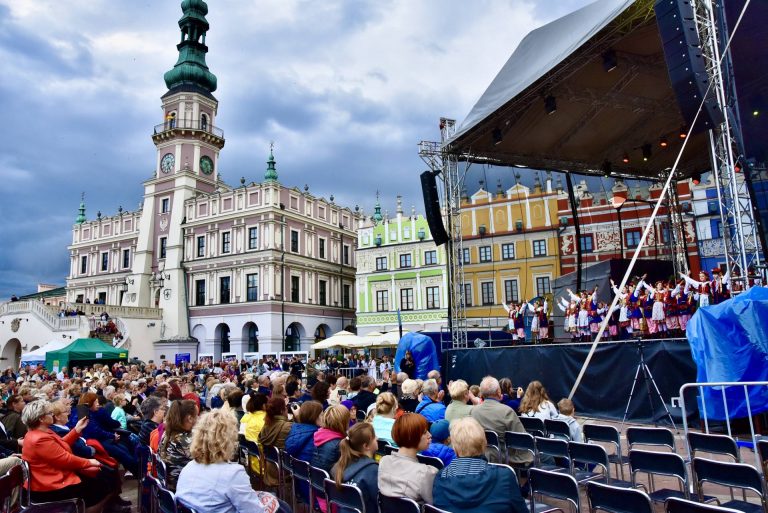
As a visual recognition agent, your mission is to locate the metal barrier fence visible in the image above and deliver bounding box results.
[679,381,768,473]
[335,367,381,381]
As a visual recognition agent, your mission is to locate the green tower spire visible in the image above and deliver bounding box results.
[372,190,383,225]
[75,192,86,224]
[264,144,278,182]
[163,0,217,94]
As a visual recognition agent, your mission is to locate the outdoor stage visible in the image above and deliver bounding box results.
[443,338,697,424]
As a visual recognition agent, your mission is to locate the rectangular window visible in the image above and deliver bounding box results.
[319,280,327,306]
[399,253,412,268]
[462,248,471,265]
[246,274,258,302]
[122,249,130,269]
[159,237,167,259]
[376,290,389,312]
[463,283,472,307]
[221,232,231,254]
[479,246,492,262]
[291,276,300,302]
[319,238,326,259]
[426,286,440,309]
[481,282,495,306]
[343,284,351,309]
[375,257,387,271]
[248,227,259,250]
[195,280,206,306]
[532,240,547,256]
[291,230,299,253]
[80,255,87,274]
[424,250,437,265]
[343,245,350,265]
[501,243,515,260]
[625,229,641,248]
[197,236,205,257]
[710,219,722,239]
[101,253,108,272]
[161,198,170,214]
[400,288,414,311]
[504,279,519,303]
[579,235,594,253]
[536,276,551,296]
[219,276,230,304]
[660,223,670,244]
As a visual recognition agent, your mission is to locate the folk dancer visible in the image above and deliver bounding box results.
[610,279,631,338]
[680,270,714,308]
[710,268,731,304]
[627,275,648,335]
[642,280,669,337]
[527,299,549,344]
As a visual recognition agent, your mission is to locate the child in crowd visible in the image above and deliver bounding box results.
[331,422,379,513]
[419,419,456,467]
[556,398,582,443]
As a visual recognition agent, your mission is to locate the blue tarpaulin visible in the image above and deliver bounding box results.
[393,332,440,379]
[687,287,768,420]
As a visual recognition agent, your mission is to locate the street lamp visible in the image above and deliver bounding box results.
[611,196,627,259]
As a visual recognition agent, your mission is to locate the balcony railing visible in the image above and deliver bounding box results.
[153,119,224,139]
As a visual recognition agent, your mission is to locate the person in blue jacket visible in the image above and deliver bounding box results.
[415,379,446,423]
[330,422,379,513]
[432,417,527,513]
[419,419,456,467]
[285,401,322,504]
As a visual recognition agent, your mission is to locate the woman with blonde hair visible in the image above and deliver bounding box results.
[398,379,420,413]
[331,422,379,513]
[175,409,279,513]
[371,392,398,445]
[519,380,558,420]
[311,405,350,513]
[444,380,475,422]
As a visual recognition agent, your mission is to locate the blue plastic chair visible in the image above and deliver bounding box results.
[529,467,581,513]
[693,457,766,513]
[587,480,654,513]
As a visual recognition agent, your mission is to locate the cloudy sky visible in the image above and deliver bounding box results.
[0,0,597,299]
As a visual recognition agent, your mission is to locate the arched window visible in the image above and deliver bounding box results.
[248,324,259,352]
[201,114,208,131]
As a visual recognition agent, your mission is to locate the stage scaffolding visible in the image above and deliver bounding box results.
[419,118,468,349]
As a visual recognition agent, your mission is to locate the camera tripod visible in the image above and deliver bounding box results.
[620,339,677,430]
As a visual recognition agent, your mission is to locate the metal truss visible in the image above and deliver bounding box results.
[419,118,468,349]
[695,0,761,290]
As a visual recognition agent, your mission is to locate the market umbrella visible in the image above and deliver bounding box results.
[310,330,363,350]
[378,328,410,347]
[346,331,384,349]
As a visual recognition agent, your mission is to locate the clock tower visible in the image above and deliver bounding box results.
[124,0,224,342]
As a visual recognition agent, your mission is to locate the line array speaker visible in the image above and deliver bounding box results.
[420,171,450,246]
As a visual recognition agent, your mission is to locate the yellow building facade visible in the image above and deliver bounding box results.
[459,180,561,327]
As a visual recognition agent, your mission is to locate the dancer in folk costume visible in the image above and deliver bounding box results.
[610,279,631,338]
[675,282,694,332]
[567,288,592,341]
[502,301,527,343]
[587,288,604,340]
[558,297,578,341]
[502,301,517,333]
[710,268,731,304]
[606,304,620,340]
[513,303,527,342]
[627,275,648,335]
[642,280,669,337]
[680,270,714,308]
[527,298,549,344]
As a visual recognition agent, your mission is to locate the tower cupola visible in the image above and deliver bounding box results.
[264,145,278,182]
[164,0,217,95]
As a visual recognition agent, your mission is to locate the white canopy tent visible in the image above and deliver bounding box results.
[20,339,72,365]
[310,330,364,350]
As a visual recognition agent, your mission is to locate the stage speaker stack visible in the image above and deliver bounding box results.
[420,171,450,246]
[654,0,724,134]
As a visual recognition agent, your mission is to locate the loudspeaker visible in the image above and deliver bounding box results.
[420,171,450,246]
[655,0,723,133]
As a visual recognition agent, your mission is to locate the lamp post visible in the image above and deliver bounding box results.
[612,196,664,261]
[611,197,626,260]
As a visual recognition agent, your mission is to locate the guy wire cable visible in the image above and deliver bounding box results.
[568,0,752,400]
[481,163,498,339]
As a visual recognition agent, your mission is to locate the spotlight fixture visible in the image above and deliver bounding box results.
[622,152,630,164]
[602,49,617,72]
[679,126,687,139]
[642,144,652,162]
[492,127,503,146]
[659,137,668,148]
[601,160,613,176]
[691,172,702,185]
[544,95,557,115]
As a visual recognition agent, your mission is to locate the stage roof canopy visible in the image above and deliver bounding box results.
[447,0,711,179]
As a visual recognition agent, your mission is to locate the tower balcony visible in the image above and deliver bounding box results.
[152,119,225,149]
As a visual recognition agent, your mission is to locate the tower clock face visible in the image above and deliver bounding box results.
[161,153,175,174]
[200,155,214,175]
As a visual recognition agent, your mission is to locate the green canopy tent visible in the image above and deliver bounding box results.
[45,338,129,372]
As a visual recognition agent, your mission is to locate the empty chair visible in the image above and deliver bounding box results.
[569,441,625,486]
[529,467,581,513]
[417,453,444,470]
[485,430,502,462]
[587,481,654,513]
[629,449,713,504]
[545,419,573,441]
[584,423,629,480]
[504,431,536,470]
[666,497,744,513]
[324,477,366,513]
[535,436,569,472]
[693,457,766,513]
[688,432,740,462]
[378,494,421,513]
[626,427,676,452]
[521,416,546,437]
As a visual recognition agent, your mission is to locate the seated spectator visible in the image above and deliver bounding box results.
[21,400,118,513]
[371,392,397,446]
[500,378,523,411]
[285,401,323,504]
[138,396,166,446]
[432,417,527,513]
[110,395,130,430]
[2,395,27,439]
[159,400,199,492]
[398,379,420,413]
[352,376,377,414]
[240,393,268,444]
[444,380,476,422]
[311,381,331,409]
[519,380,558,420]
[312,405,350,513]
[329,376,348,406]
[331,422,379,513]
[78,392,138,475]
[419,419,456,467]
[258,397,293,487]
[347,377,362,400]
[555,398,582,442]
[470,376,531,466]
[225,389,244,422]
[378,413,437,505]
[175,409,279,513]
[415,379,446,422]
[50,400,94,458]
